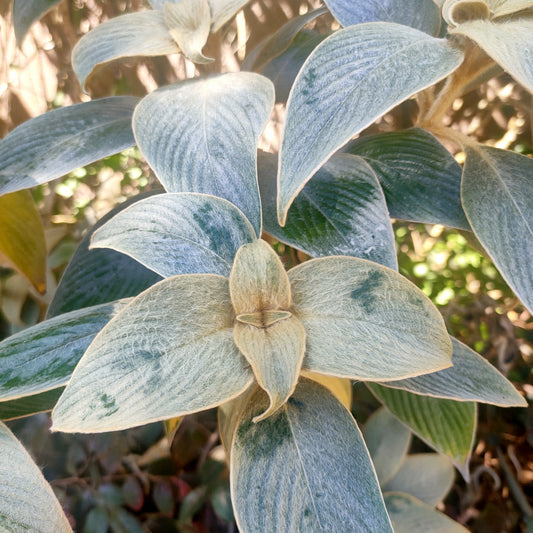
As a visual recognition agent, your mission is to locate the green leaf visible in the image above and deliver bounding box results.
[0,190,47,293]
[0,97,138,195]
[323,0,441,35]
[384,492,468,532]
[379,336,526,407]
[72,11,179,90]
[288,256,452,381]
[450,16,533,93]
[91,193,256,278]
[259,152,398,269]
[363,407,411,485]
[461,145,533,314]
[231,380,393,532]
[51,275,253,433]
[277,22,464,224]
[344,128,469,230]
[0,299,130,401]
[383,454,455,506]
[164,0,213,64]
[12,0,62,45]
[0,421,72,532]
[47,193,163,318]
[133,73,274,236]
[0,388,64,421]
[368,384,476,477]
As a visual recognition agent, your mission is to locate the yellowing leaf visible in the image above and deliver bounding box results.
[300,371,352,409]
[0,190,46,293]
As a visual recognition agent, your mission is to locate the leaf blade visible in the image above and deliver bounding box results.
[13,0,62,45]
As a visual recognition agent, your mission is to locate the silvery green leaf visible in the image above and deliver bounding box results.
[384,492,468,532]
[379,337,526,407]
[13,0,62,45]
[344,128,469,230]
[383,454,455,506]
[363,407,411,485]
[323,0,441,35]
[288,256,452,381]
[133,73,274,235]
[72,11,179,90]
[368,384,476,478]
[277,22,464,224]
[51,275,253,433]
[0,389,64,421]
[0,97,138,195]
[0,299,130,401]
[450,17,533,93]
[91,193,256,278]
[0,422,72,531]
[47,194,163,318]
[462,145,533,314]
[231,380,393,532]
[259,152,398,269]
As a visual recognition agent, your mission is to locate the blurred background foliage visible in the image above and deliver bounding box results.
[0,0,532,531]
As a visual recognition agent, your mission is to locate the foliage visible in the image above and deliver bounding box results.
[0,0,531,531]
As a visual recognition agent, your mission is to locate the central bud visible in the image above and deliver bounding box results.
[236,309,292,328]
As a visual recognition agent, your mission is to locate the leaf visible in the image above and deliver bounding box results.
[461,145,533,314]
[0,299,130,401]
[91,193,256,278]
[368,384,476,478]
[0,421,72,532]
[164,0,213,64]
[72,11,179,90]
[450,16,533,93]
[442,0,491,25]
[383,454,455,506]
[0,190,46,292]
[244,7,328,72]
[378,336,527,407]
[259,152,398,269]
[277,22,464,224]
[384,492,468,532]
[47,193,163,318]
[487,0,533,17]
[0,96,139,195]
[231,380,393,532]
[51,275,253,433]
[208,0,251,31]
[133,73,274,235]
[233,317,305,422]
[288,256,452,381]
[344,128,469,230]
[323,0,441,35]
[0,388,64,421]
[12,0,62,45]
[362,407,411,485]
[300,371,352,409]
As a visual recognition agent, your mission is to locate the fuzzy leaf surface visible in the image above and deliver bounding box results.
[323,0,441,34]
[487,0,533,16]
[383,454,455,506]
[0,190,46,292]
[289,257,452,381]
[0,97,138,195]
[368,384,476,477]
[133,73,274,235]
[462,146,533,313]
[277,22,464,224]
[72,11,179,89]
[91,193,256,278]
[231,380,393,532]
[0,299,130,401]
[208,0,251,31]
[450,17,533,93]
[260,153,398,269]
[363,407,411,485]
[0,388,64,421]
[13,0,62,44]
[52,275,253,432]
[344,128,469,229]
[380,336,526,406]
[384,492,468,532]
[0,421,72,532]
